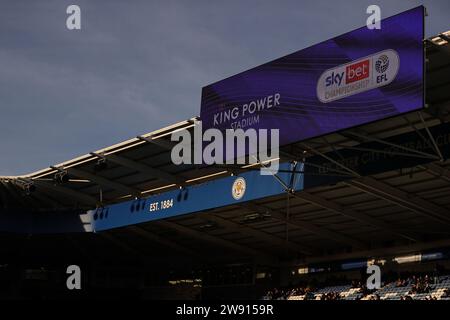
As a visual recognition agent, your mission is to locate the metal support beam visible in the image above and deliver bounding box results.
[59,167,141,197]
[137,135,177,150]
[1,180,34,207]
[306,141,440,160]
[426,38,450,55]
[418,112,444,161]
[29,192,61,209]
[202,212,314,255]
[251,155,291,192]
[127,225,198,257]
[292,191,419,242]
[33,180,97,206]
[343,129,440,160]
[299,143,360,177]
[241,202,368,250]
[286,238,450,267]
[11,178,62,209]
[91,152,184,185]
[422,163,450,183]
[346,176,450,226]
[439,33,450,43]
[288,137,447,236]
[156,220,273,260]
[294,126,450,227]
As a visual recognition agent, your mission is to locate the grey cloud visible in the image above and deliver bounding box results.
[0,0,448,175]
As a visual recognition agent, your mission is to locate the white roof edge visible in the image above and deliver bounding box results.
[2,29,449,180]
[0,116,199,179]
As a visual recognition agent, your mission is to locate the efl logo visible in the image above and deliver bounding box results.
[346,59,370,84]
[317,49,399,103]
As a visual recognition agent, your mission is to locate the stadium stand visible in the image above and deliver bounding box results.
[264,274,450,300]
[0,26,449,300]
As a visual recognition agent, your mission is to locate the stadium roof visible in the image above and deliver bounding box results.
[1,31,450,265]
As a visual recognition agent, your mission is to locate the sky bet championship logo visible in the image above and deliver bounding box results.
[317,49,399,103]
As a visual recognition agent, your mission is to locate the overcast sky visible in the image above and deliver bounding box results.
[0,0,448,175]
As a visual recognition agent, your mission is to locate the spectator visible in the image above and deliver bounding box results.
[262,272,450,300]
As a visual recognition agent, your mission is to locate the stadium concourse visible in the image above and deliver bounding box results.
[0,31,450,299]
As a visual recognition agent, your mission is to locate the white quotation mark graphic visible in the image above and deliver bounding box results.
[366,5,381,30]
[366,265,381,290]
[66,265,81,290]
[66,5,81,30]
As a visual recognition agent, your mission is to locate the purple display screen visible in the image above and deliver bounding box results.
[200,6,424,146]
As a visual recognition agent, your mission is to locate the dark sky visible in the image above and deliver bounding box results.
[0,0,449,175]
